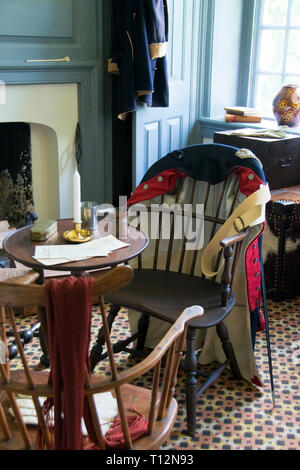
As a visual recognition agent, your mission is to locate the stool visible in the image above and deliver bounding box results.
[0,256,11,269]
[264,186,300,301]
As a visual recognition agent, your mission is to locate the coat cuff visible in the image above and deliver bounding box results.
[108,58,120,74]
[149,42,167,60]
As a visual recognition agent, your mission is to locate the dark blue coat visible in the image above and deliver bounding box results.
[109,0,169,120]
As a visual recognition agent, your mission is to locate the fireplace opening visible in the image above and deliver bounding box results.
[0,83,78,221]
[0,121,61,227]
[0,122,34,228]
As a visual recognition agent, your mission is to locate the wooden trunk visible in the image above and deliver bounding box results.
[214,130,300,190]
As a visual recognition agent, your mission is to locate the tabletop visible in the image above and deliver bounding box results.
[3,218,148,274]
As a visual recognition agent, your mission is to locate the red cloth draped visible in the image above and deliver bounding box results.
[37,276,95,450]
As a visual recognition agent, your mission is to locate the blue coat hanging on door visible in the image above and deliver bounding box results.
[108,0,169,120]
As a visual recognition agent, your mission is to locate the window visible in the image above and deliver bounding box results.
[249,0,300,118]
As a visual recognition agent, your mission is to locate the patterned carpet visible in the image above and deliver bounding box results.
[6,296,300,451]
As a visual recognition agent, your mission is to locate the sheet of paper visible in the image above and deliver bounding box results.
[33,235,130,265]
[34,257,90,266]
[34,245,110,259]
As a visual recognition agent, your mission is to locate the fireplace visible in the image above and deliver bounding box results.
[0,83,78,221]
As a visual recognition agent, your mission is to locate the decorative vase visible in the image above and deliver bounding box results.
[272,84,300,127]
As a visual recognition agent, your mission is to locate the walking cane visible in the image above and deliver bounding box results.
[260,246,276,409]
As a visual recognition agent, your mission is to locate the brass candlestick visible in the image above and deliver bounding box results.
[63,221,93,243]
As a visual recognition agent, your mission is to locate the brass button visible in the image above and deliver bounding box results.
[248,173,254,180]
[157,176,163,182]
[143,184,149,190]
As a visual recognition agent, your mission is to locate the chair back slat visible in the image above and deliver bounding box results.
[208,178,228,242]
[189,180,213,276]
[153,195,164,271]
[147,361,161,435]
[0,306,9,379]
[0,306,11,442]
[229,183,240,215]
[166,327,187,408]
[178,179,197,274]
[203,182,211,212]
[165,181,182,272]
[84,369,107,450]
[98,293,133,449]
[0,401,11,440]
[7,306,34,390]
[157,342,176,420]
[210,180,242,280]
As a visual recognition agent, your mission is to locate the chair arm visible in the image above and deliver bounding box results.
[88,305,204,394]
[220,229,249,248]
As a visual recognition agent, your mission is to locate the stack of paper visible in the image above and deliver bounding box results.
[33,235,130,266]
[231,126,287,139]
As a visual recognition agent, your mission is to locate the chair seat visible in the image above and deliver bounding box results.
[105,269,235,329]
[1,372,177,451]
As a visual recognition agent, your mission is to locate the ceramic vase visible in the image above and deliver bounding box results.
[272,84,300,127]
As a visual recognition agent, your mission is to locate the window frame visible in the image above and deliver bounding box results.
[243,0,300,117]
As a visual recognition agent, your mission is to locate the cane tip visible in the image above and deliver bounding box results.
[265,392,276,414]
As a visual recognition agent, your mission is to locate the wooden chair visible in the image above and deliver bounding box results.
[0,266,204,450]
[92,144,270,436]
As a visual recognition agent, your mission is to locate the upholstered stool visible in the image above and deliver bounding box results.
[0,221,16,268]
[264,185,300,300]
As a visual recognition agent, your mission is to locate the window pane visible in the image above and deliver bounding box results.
[262,0,288,25]
[258,30,285,72]
[254,74,282,117]
[285,76,300,86]
[290,0,300,26]
[286,30,300,74]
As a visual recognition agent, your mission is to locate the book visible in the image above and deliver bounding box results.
[225,113,262,123]
[224,106,261,116]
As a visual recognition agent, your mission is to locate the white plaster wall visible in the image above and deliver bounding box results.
[0,83,78,219]
[210,0,243,118]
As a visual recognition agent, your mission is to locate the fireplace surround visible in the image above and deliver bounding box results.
[0,0,113,220]
[0,83,78,220]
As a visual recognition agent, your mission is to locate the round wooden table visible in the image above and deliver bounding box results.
[3,218,149,369]
[3,218,148,281]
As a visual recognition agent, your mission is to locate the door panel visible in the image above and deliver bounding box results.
[133,0,194,187]
[0,0,97,63]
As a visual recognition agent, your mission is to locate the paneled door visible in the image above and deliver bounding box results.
[133,0,194,187]
[0,0,97,64]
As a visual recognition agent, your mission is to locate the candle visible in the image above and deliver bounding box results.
[73,169,81,223]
